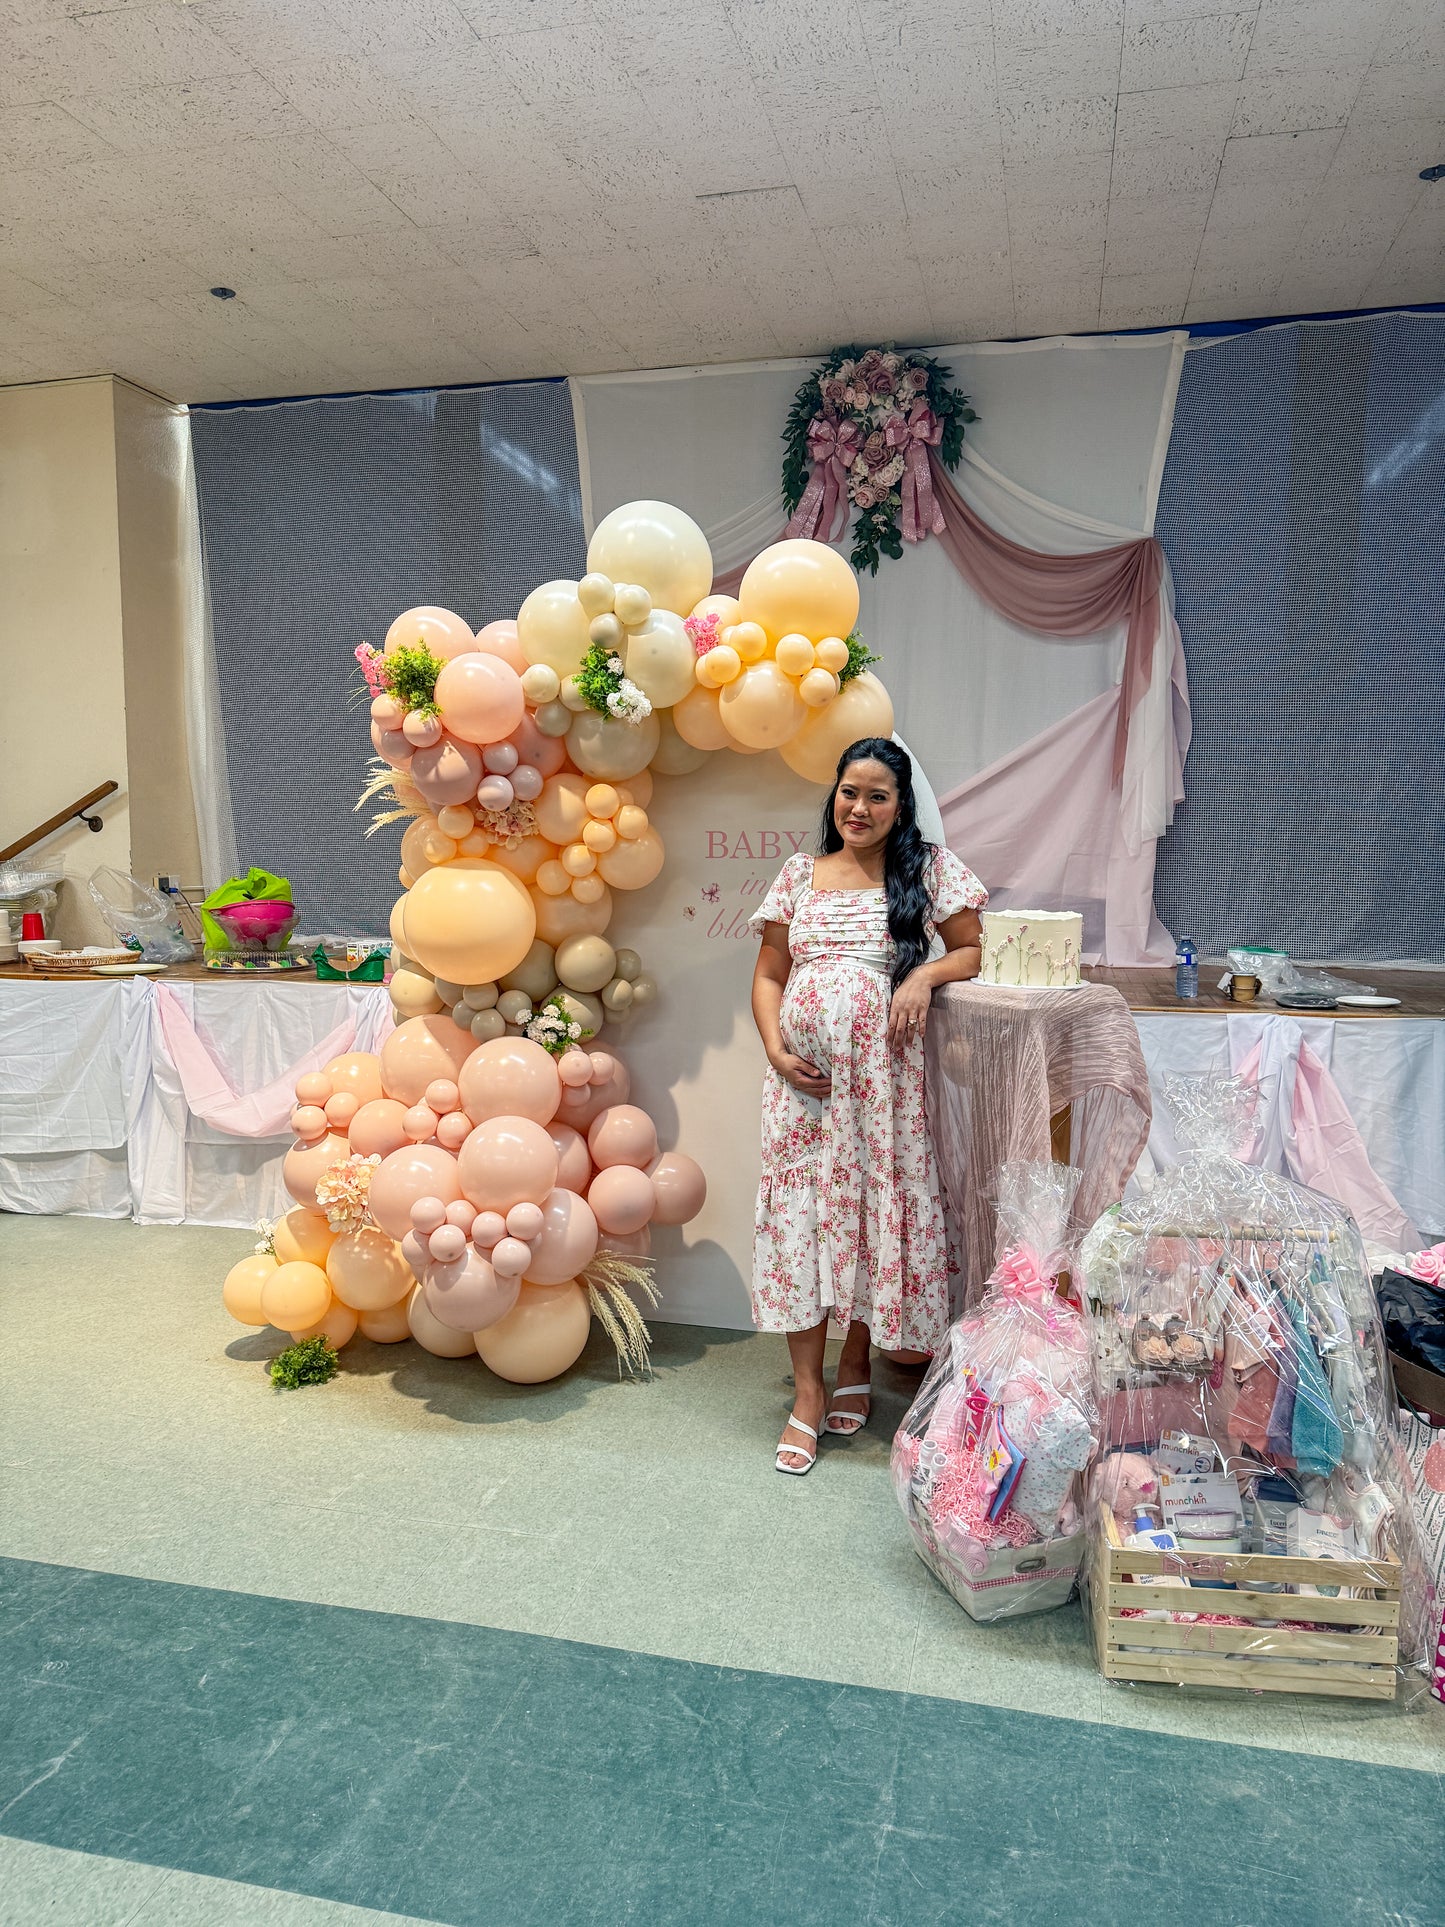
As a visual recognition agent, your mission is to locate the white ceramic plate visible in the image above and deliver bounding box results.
[1335,994,1401,1009]
[91,961,165,976]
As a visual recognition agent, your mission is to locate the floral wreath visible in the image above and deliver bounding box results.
[782,345,975,575]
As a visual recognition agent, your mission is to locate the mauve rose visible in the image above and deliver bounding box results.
[859,348,883,371]
[882,351,902,374]
[852,481,879,508]
[867,366,896,396]
[821,376,846,406]
[905,366,929,392]
[862,429,886,464]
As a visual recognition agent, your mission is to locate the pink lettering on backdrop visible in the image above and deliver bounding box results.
[695,824,812,941]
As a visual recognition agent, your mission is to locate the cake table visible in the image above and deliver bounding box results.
[926,978,1151,1311]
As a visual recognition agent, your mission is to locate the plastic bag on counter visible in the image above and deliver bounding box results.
[88,866,193,962]
[892,1162,1098,1622]
[1080,1075,1432,1705]
[1226,947,1373,1001]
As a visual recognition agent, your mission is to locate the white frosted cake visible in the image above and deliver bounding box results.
[979,910,1083,988]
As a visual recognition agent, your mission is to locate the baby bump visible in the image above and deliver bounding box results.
[782,960,890,1069]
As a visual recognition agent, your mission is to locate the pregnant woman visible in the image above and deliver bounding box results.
[748,737,987,1475]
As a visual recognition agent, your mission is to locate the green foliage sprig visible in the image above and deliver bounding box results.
[269,1335,340,1390]
[573,642,652,724]
[380,643,443,719]
[839,629,880,686]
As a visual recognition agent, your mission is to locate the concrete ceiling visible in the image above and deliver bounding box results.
[2,0,1443,402]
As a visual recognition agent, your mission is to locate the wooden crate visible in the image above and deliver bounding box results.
[1092,1504,1401,1701]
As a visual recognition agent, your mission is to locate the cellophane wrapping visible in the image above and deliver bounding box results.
[1080,1075,1431,1704]
[892,1161,1098,1622]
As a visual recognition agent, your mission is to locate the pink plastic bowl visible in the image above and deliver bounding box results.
[212,900,297,949]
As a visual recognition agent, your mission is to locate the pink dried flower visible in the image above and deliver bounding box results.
[685,612,721,658]
[355,644,387,695]
[820,376,847,407]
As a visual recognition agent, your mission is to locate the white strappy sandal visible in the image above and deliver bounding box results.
[824,1384,872,1436]
[775,1415,819,1476]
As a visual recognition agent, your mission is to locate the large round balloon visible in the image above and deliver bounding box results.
[588,1104,658,1170]
[409,735,482,808]
[273,1206,335,1268]
[457,1115,559,1211]
[523,1186,599,1285]
[671,682,732,751]
[649,708,711,776]
[738,538,859,643]
[623,609,696,709]
[457,1037,561,1127]
[649,1150,707,1225]
[531,881,614,949]
[566,708,660,781]
[434,652,526,746]
[534,771,590,847]
[547,1120,593,1194]
[384,606,475,662]
[587,1163,655,1234]
[406,1283,481,1356]
[424,1249,520,1332]
[326,1227,413,1311]
[347,1097,411,1160]
[358,1299,412,1342]
[261,1260,332,1331]
[586,502,713,617]
[323,1052,385,1108]
[389,967,444,1020]
[282,1131,351,1214]
[517,579,590,677]
[779,671,896,785]
[474,1279,592,1383]
[490,834,559,887]
[379,1014,474,1107]
[474,619,527,673]
[369,1142,463,1239]
[596,826,665,891]
[222,1252,276,1326]
[718,659,806,749]
[289,1298,360,1349]
[402,861,536,986]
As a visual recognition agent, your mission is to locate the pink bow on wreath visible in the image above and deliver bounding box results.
[885,401,945,543]
[785,416,861,543]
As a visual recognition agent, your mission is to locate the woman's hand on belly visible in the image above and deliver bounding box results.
[769,1049,832,1099]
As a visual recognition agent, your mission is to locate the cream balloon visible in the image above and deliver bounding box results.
[718,660,806,750]
[389,967,444,1019]
[779,670,895,785]
[474,1279,591,1383]
[799,668,840,708]
[517,579,591,677]
[586,501,713,617]
[596,825,665,891]
[554,934,617,994]
[406,1283,479,1356]
[499,937,557,1003]
[649,708,711,776]
[565,708,660,781]
[402,860,536,986]
[623,609,696,709]
[738,539,860,643]
[383,606,475,662]
[671,683,733,751]
[689,592,742,626]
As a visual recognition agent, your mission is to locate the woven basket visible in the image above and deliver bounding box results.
[25,948,136,972]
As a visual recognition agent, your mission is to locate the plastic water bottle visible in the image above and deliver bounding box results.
[1174,937,1198,1001]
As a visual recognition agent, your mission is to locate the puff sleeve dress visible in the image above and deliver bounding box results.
[748,847,988,1351]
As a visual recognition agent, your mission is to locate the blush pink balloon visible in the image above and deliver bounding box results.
[428,1224,467,1264]
[510,763,544,802]
[482,742,519,774]
[458,1037,561,1127]
[476,774,515,812]
[380,1014,475,1107]
[649,1150,707,1225]
[368,1143,463,1239]
[471,1210,507,1250]
[457,1115,559,1212]
[475,619,527,674]
[370,719,413,769]
[404,1103,439,1142]
[547,1121,593,1195]
[324,1091,359,1130]
[588,1104,659,1171]
[490,1236,532,1278]
[410,734,483,807]
[410,1195,448,1235]
[291,1103,327,1140]
[510,711,567,778]
[282,1130,351,1214]
[525,1186,599,1286]
[436,1111,472,1151]
[506,1201,544,1241]
[424,1248,520,1331]
[434,652,525,747]
[424,1079,460,1114]
[557,1049,592,1089]
[402,709,443,748]
[444,1198,477,1230]
[384,605,476,663]
[588,1163,655,1235]
[598,1225,651,1260]
[347,1098,410,1159]
[401,1228,430,1278]
[559,1055,631,1130]
[371,694,404,731]
[296,1072,333,1106]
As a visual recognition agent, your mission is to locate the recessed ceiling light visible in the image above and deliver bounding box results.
[210,286,236,300]
[1420,163,1445,182]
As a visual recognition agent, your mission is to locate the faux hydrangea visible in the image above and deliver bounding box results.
[314,1153,381,1233]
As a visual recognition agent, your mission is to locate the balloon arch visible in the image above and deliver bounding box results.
[221,508,897,1384]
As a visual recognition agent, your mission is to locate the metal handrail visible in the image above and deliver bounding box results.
[0,781,119,864]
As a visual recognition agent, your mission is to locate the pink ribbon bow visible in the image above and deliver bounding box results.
[785,415,861,542]
[885,401,945,543]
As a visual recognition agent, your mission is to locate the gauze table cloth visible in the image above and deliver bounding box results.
[926,981,1152,1311]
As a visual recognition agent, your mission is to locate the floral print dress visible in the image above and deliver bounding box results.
[749,848,988,1350]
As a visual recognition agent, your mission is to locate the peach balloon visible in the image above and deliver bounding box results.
[510,710,568,778]
[384,605,475,662]
[779,670,895,785]
[490,833,558,886]
[358,1298,413,1343]
[283,1131,351,1214]
[289,1297,360,1350]
[457,1115,559,1211]
[222,1253,276,1326]
[429,1224,467,1265]
[406,1283,480,1356]
[597,826,665,891]
[672,683,732,751]
[324,1091,359,1130]
[534,771,590,846]
[719,659,806,749]
[588,1163,655,1234]
[618,769,653,808]
[327,1227,415,1311]
[588,1104,659,1171]
[410,735,483,808]
[400,816,443,879]
[261,1260,332,1331]
[389,969,445,1020]
[471,1210,507,1249]
[446,1194,479,1229]
[380,1014,475,1107]
[524,1186,599,1285]
[273,1207,336,1268]
[411,1196,448,1235]
[403,1103,438,1142]
[506,1200,545,1241]
[296,1071,332,1106]
[799,668,839,707]
[738,538,859,643]
[474,1279,591,1383]
[347,1097,410,1160]
[425,1248,521,1331]
[437,1109,472,1151]
[434,652,526,746]
[649,1150,708,1225]
[557,1055,630,1130]
[547,1120,593,1194]
[490,1236,532,1278]
[457,1036,560,1127]
[556,1049,593,1089]
[402,862,536,991]
[531,882,613,949]
[291,1103,327,1140]
[474,618,527,674]
[389,896,409,955]
[371,720,412,768]
[368,1143,463,1239]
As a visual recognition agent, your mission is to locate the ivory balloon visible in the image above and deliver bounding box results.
[618,769,653,807]
[325,1052,385,1108]
[623,609,696,709]
[597,826,665,890]
[587,1164,655,1234]
[719,660,806,750]
[531,883,614,949]
[552,989,604,1039]
[380,1014,474,1107]
[566,708,660,781]
[358,1298,412,1342]
[671,683,732,751]
[799,668,840,707]
[524,1186,598,1285]
[368,1143,463,1239]
[261,1260,332,1331]
[534,771,590,847]
[289,1297,360,1349]
[779,670,895,785]
[517,579,590,677]
[738,539,859,643]
[499,937,557,1003]
[402,862,536,986]
[347,1097,410,1160]
[690,592,742,626]
[588,1104,659,1170]
[586,501,713,617]
[554,934,616,994]
[222,1253,277,1326]
[474,1279,591,1383]
[650,709,711,776]
[775,632,816,677]
[457,1037,561,1127]
[474,619,527,674]
[434,653,525,746]
[389,967,444,1020]
[406,1283,480,1355]
[273,1207,336,1268]
[648,1150,707,1225]
[282,1131,351,1214]
[457,1115,559,1210]
[327,1227,414,1311]
[490,834,559,886]
[384,606,475,662]
[547,1121,593,1194]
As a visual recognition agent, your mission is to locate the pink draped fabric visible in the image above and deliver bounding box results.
[154,982,359,1138]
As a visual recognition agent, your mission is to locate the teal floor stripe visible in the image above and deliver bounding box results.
[1,1556,1440,1926]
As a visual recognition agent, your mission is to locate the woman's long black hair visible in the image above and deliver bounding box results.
[818,737,935,989]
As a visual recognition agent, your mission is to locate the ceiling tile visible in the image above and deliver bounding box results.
[1011,273,1104,333]
[64,74,307,153]
[1124,0,1256,22]
[1110,135,1224,195]
[1116,80,1238,145]
[1245,1,1389,78]
[863,0,994,50]
[1231,66,1365,135]
[1104,193,1211,273]
[999,92,1117,164]
[996,30,1122,95]
[267,56,418,130]
[0,102,117,172]
[993,0,1125,45]
[1121,11,1255,92]
[1215,125,1343,188]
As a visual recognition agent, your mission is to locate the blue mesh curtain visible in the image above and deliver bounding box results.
[190,382,585,936]
[1154,315,1445,961]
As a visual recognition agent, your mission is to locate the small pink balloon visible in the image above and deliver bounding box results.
[510,711,567,778]
[434,652,526,747]
[424,1248,519,1331]
[588,1104,659,1171]
[424,1079,460,1114]
[436,1110,472,1151]
[588,1052,615,1084]
[476,774,515,812]
[410,734,482,807]
[490,1236,532,1277]
[444,1198,477,1230]
[560,1086,591,1114]
[557,1049,593,1088]
[482,742,519,774]
[506,1201,544,1241]
[370,719,413,769]
[525,1186,598,1285]
[401,1228,429,1278]
[324,1091,359,1129]
[472,1210,507,1250]
[404,1103,440,1143]
[428,1223,467,1264]
[474,619,528,674]
[510,763,543,802]
[291,1104,327,1140]
[547,1121,593,1194]
[347,1097,410,1160]
[402,709,443,747]
[368,1143,462,1240]
[410,1195,448,1235]
[296,1072,333,1106]
[371,694,404,731]
[588,1163,655,1235]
